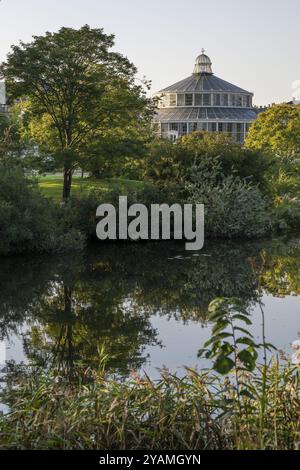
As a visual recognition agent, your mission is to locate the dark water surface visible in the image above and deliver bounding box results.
[0,238,300,379]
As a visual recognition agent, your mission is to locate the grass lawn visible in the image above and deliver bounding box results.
[38,174,149,202]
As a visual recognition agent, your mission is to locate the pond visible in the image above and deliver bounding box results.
[0,237,300,380]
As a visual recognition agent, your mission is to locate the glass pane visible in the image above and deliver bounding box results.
[169,94,177,106]
[213,94,221,106]
[203,94,211,106]
[185,94,193,106]
[194,94,202,106]
[177,94,185,106]
[222,94,228,106]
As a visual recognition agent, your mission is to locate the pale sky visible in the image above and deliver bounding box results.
[0,0,299,105]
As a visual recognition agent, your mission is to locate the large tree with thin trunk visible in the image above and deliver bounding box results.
[0,25,154,199]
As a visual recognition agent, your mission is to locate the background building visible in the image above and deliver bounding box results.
[0,81,8,116]
[154,50,258,142]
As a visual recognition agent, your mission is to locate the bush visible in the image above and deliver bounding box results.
[0,165,85,255]
[272,196,300,232]
[144,132,272,190]
[62,185,173,240]
[187,160,271,239]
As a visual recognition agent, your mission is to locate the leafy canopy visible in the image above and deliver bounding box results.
[0,25,154,178]
[246,104,300,162]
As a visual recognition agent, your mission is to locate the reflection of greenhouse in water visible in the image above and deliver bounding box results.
[153,50,259,143]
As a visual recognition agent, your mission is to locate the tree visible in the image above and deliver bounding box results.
[246,104,300,162]
[0,25,155,200]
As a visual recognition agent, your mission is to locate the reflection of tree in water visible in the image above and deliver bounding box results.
[1,238,300,376]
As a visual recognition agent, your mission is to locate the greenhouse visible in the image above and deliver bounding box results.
[154,50,258,142]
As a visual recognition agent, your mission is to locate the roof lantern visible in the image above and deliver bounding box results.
[193,49,213,74]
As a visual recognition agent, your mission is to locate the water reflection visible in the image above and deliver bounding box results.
[0,237,300,377]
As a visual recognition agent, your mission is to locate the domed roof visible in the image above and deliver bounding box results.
[159,74,252,94]
[193,49,213,74]
[158,50,252,95]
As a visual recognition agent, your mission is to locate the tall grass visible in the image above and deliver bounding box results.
[0,359,299,450]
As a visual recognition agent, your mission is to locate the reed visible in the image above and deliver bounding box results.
[0,359,299,450]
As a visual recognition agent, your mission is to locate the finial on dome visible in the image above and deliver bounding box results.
[193,50,213,74]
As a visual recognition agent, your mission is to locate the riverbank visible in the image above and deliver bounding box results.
[1,359,299,450]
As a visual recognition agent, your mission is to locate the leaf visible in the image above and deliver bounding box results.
[232,314,252,325]
[212,320,230,335]
[198,348,208,357]
[240,389,255,399]
[213,356,235,375]
[236,337,256,347]
[238,349,256,371]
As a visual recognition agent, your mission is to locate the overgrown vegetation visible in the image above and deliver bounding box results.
[0,355,299,450]
[187,157,271,238]
[0,165,84,255]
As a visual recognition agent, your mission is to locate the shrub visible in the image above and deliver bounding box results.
[62,185,173,240]
[0,165,85,255]
[187,160,271,239]
[144,132,272,190]
[272,196,300,232]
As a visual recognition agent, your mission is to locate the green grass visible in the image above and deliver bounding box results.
[38,174,148,201]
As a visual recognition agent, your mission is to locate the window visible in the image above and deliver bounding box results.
[168,94,177,107]
[230,95,236,106]
[177,94,185,106]
[198,122,207,131]
[218,123,224,132]
[185,94,193,106]
[246,95,251,107]
[182,123,188,133]
[203,94,211,106]
[190,122,198,132]
[170,123,178,131]
[213,94,221,106]
[227,123,233,133]
[194,94,202,106]
[222,94,228,106]
[236,95,242,107]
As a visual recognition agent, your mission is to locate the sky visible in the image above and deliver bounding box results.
[0,0,300,105]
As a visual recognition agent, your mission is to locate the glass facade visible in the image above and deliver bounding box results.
[155,51,255,143]
[160,92,252,108]
[160,121,251,143]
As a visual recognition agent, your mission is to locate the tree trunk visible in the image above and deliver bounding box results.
[63,166,72,201]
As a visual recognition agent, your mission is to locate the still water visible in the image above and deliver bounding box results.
[0,237,300,379]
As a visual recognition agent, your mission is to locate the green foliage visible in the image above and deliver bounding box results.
[0,25,155,199]
[0,358,299,450]
[62,184,168,239]
[187,160,271,238]
[0,113,24,162]
[199,298,271,375]
[246,104,300,162]
[144,132,272,189]
[0,165,84,255]
[272,196,300,231]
